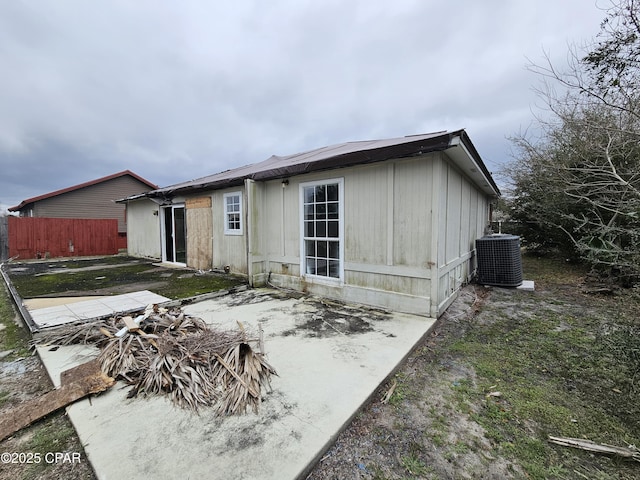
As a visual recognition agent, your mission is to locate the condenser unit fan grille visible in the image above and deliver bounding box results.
[475,235,523,287]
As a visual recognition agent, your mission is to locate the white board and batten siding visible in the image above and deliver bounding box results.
[246,152,487,316]
[435,157,489,316]
[209,187,248,273]
[125,199,162,259]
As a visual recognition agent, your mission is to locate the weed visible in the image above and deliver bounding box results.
[400,453,430,476]
[428,431,446,447]
[452,441,470,454]
[388,373,411,407]
[27,417,76,454]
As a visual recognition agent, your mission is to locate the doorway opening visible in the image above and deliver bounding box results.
[162,205,186,265]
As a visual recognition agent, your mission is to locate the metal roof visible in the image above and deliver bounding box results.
[123,129,499,201]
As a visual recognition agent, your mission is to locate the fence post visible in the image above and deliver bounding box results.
[0,216,8,261]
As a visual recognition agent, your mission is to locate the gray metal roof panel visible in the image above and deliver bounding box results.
[127,129,499,199]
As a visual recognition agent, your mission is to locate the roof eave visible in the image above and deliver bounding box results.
[446,132,501,198]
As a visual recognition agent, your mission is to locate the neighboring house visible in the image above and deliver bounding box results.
[9,170,158,245]
[121,130,500,317]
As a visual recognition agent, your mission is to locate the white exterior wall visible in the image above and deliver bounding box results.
[433,154,489,316]
[251,155,437,315]
[125,199,161,259]
[211,186,247,273]
[156,150,493,317]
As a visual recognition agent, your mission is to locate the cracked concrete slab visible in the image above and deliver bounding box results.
[36,287,435,480]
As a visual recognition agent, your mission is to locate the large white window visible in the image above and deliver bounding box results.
[300,179,343,281]
[223,192,243,235]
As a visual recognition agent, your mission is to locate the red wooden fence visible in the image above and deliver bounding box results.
[8,217,120,259]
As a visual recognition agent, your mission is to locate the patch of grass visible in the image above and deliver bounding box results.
[452,441,470,454]
[26,417,76,454]
[6,258,245,300]
[22,415,83,479]
[400,453,430,476]
[521,253,589,286]
[387,373,413,407]
[153,273,244,300]
[443,256,640,479]
[0,284,30,358]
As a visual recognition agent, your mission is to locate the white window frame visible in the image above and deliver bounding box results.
[299,178,344,284]
[223,191,243,235]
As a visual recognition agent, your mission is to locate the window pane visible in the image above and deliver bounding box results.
[316,221,326,237]
[317,241,327,258]
[328,221,338,237]
[329,260,340,278]
[306,258,316,275]
[329,241,339,259]
[304,204,314,219]
[326,184,338,201]
[327,202,338,219]
[315,185,326,202]
[315,204,326,219]
[316,259,327,276]
[305,240,316,256]
[304,187,314,204]
[305,221,314,237]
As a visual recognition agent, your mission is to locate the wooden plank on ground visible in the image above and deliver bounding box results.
[548,436,640,462]
[0,360,114,442]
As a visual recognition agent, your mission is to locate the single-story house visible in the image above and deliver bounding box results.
[120,130,499,317]
[9,170,158,245]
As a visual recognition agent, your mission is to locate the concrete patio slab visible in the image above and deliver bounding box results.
[36,288,435,480]
[27,290,170,329]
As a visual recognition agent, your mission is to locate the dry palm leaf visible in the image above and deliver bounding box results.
[33,306,277,415]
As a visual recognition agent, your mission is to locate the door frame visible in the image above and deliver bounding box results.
[161,204,187,265]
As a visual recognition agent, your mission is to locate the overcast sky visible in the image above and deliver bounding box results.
[0,1,607,212]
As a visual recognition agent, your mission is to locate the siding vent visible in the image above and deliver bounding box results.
[476,234,523,287]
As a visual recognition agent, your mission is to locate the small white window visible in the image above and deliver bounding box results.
[223,192,243,235]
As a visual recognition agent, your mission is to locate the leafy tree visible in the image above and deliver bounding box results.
[506,0,640,283]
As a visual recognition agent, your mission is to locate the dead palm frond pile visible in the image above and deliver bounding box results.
[33,305,277,414]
